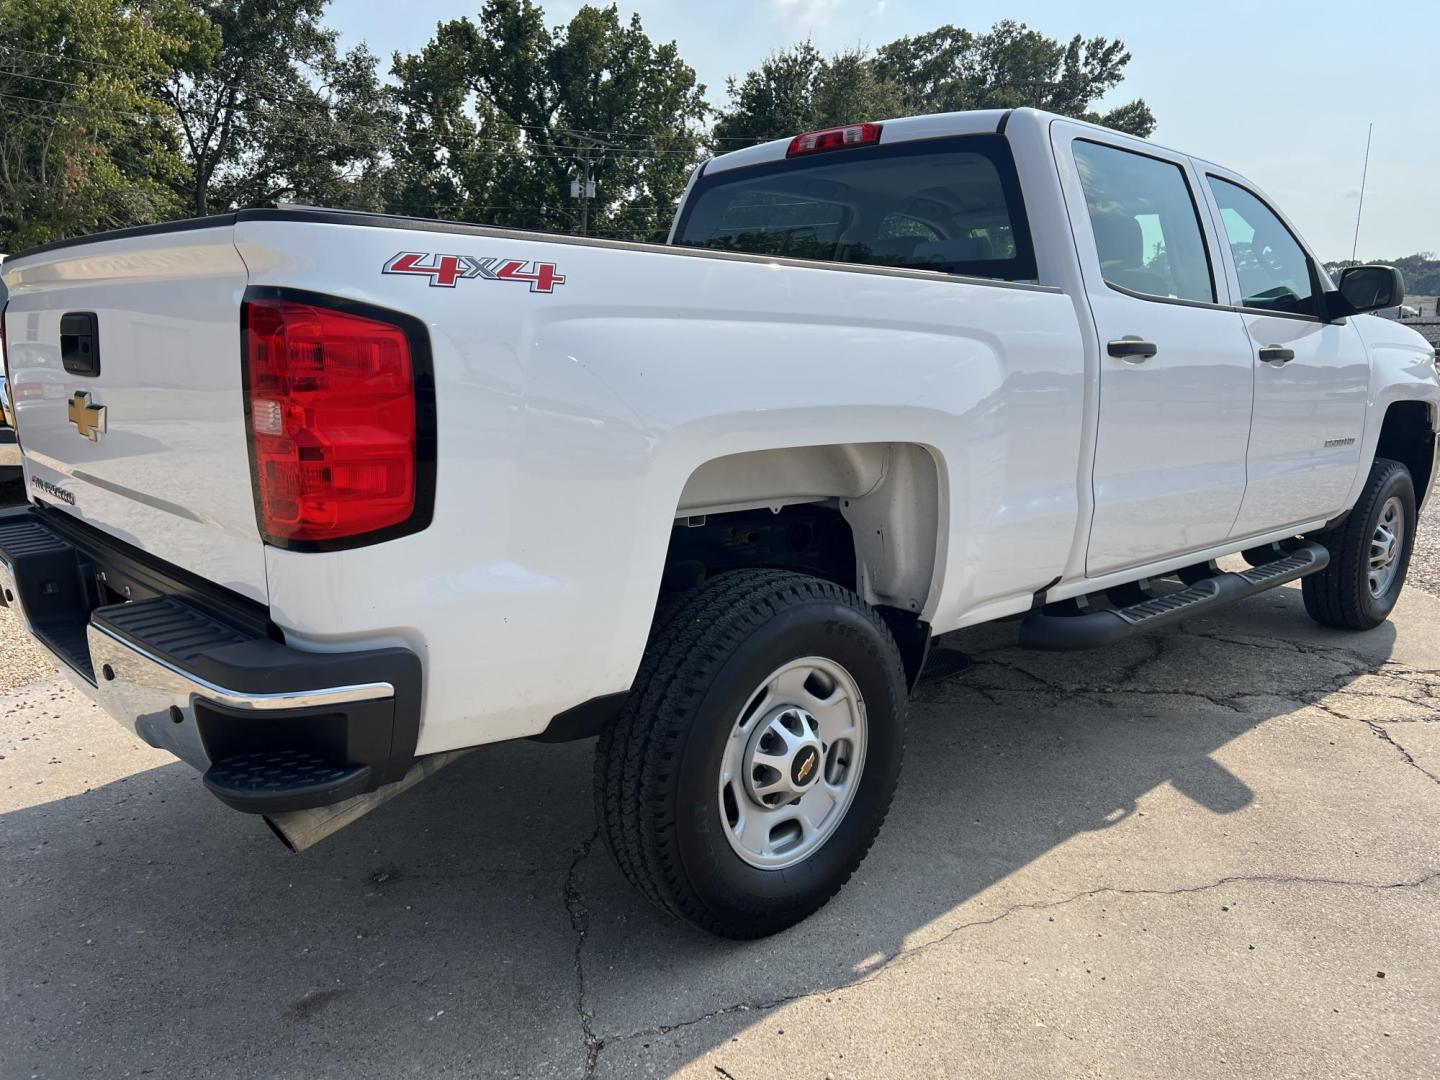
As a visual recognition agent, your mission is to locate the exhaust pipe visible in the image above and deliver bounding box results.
[264,749,473,853]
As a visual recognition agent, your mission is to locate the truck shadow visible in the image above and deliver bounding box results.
[0,585,1401,1078]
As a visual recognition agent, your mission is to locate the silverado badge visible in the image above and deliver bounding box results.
[67,391,107,441]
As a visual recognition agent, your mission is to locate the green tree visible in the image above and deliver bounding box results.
[712,42,902,147]
[392,1,708,240]
[0,0,209,250]
[161,0,396,216]
[714,19,1155,149]
[1326,253,1440,298]
[386,22,529,226]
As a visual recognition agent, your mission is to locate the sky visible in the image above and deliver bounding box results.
[327,0,1440,261]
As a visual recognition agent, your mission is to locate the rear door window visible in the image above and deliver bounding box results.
[673,134,1037,282]
[1071,140,1216,304]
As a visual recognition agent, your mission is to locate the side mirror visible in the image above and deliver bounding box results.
[1330,264,1406,318]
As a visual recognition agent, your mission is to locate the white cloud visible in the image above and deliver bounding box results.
[771,0,846,28]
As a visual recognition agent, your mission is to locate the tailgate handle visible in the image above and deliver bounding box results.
[60,312,101,376]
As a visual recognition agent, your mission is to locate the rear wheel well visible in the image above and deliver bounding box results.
[662,503,858,595]
[663,442,945,689]
[661,502,931,689]
[1374,401,1435,503]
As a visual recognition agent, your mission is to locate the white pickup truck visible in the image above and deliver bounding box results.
[2,108,1436,938]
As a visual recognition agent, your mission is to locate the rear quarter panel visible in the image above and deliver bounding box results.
[237,220,1084,752]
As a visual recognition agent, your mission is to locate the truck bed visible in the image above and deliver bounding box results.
[3,206,1085,752]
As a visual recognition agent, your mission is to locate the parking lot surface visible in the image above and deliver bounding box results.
[2,486,1438,1078]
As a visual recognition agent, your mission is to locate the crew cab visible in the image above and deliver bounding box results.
[2,109,1436,938]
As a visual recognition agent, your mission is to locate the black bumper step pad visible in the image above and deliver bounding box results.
[1019,541,1328,651]
[94,595,252,666]
[0,513,98,680]
[204,749,372,813]
[0,515,74,559]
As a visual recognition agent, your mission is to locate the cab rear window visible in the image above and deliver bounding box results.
[673,134,1037,282]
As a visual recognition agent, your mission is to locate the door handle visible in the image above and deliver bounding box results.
[1259,345,1295,363]
[1107,337,1158,361]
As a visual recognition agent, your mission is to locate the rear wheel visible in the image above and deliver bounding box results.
[1302,457,1416,630]
[595,569,907,939]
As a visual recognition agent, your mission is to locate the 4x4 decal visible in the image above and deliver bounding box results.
[383,251,567,293]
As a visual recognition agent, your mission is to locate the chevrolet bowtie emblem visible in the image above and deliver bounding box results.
[67,391,107,441]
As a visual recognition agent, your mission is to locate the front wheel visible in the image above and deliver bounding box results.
[1302,457,1417,630]
[595,569,907,939]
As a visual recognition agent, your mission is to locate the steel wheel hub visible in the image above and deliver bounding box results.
[1368,496,1405,598]
[742,706,826,807]
[718,656,867,871]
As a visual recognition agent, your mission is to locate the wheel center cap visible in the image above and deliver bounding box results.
[742,706,825,807]
[790,745,821,788]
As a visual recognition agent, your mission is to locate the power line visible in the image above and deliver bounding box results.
[0,42,138,72]
[0,68,130,91]
[0,42,784,145]
[0,72,709,158]
[0,88,708,166]
[0,88,168,117]
[0,43,716,142]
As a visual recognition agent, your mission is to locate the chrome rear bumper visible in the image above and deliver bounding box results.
[1,504,422,812]
[83,620,398,773]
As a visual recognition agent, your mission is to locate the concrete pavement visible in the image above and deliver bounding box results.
[2,577,1438,1078]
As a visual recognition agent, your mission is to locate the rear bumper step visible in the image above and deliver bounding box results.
[203,750,372,814]
[1019,541,1329,651]
[0,505,422,813]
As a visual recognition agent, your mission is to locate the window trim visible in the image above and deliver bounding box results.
[1204,173,1326,323]
[671,132,1040,284]
[1071,137,1220,309]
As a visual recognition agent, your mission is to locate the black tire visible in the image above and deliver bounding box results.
[1302,457,1416,630]
[594,569,907,939]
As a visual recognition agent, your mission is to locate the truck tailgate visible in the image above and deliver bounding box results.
[1,225,267,603]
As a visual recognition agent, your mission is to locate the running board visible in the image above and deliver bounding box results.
[1019,541,1328,651]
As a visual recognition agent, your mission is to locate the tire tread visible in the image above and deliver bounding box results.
[595,569,905,938]
[1302,457,1414,630]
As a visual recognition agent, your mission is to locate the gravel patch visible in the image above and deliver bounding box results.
[0,479,54,691]
[1408,497,1440,599]
[0,605,56,692]
[0,480,55,688]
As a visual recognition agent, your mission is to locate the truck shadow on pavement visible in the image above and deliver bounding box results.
[0,585,1406,1079]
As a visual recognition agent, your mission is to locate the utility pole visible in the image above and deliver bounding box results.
[563,130,607,237]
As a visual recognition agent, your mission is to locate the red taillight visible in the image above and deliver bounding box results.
[242,296,427,546]
[786,123,882,157]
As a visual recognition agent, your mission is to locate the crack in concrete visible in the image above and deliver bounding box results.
[951,663,1253,716]
[1114,632,1169,686]
[564,827,602,1077]
[1309,697,1440,786]
[939,626,1440,789]
[598,869,1440,1053]
[1178,625,1369,661]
